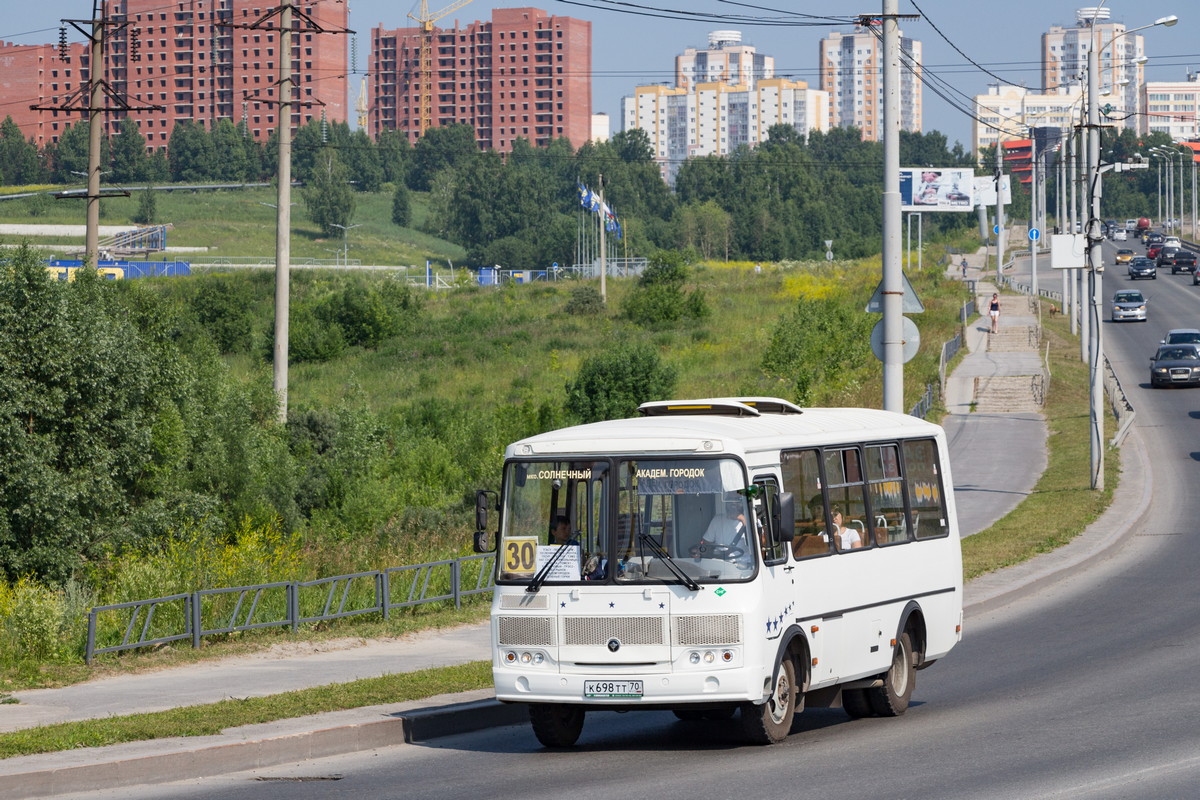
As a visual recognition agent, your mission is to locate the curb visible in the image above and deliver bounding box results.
[0,691,527,800]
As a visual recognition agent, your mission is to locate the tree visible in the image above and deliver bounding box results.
[0,117,43,186]
[565,342,677,424]
[168,121,216,182]
[109,118,148,183]
[409,124,478,191]
[377,129,411,185]
[209,119,253,181]
[391,180,412,227]
[303,148,355,236]
[133,187,157,224]
[344,129,384,192]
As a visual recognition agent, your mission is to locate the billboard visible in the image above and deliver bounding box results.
[973,174,1012,206]
[900,168,976,212]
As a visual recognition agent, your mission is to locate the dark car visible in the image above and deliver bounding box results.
[1158,247,1195,273]
[1150,344,1200,387]
[1128,256,1157,280]
[1146,231,1165,247]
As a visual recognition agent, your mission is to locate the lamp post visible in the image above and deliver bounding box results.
[1087,12,1178,491]
[330,223,361,267]
[1181,145,1198,238]
[1153,146,1177,232]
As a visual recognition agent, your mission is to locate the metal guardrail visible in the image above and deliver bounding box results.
[86,554,497,663]
[1104,355,1137,446]
[908,383,937,419]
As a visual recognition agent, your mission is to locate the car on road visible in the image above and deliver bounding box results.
[1128,256,1157,280]
[1148,243,1164,260]
[1146,232,1165,247]
[1176,249,1199,274]
[1115,248,1135,264]
[1150,344,1200,387]
[1113,228,1128,241]
[1161,328,1200,346]
[1164,236,1182,249]
[1111,290,1148,322]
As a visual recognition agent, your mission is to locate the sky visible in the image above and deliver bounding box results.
[4,0,1198,150]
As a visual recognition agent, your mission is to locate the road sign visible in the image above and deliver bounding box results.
[993,224,1001,235]
[826,251,834,262]
[866,272,925,314]
[870,317,920,364]
[1029,228,1040,241]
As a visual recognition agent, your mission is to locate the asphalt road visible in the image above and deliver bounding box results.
[50,236,1200,799]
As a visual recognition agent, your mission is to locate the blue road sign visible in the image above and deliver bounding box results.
[1029,228,1040,241]
[993,224,1001,235]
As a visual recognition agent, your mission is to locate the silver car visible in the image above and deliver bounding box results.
[1111,290,1148,322]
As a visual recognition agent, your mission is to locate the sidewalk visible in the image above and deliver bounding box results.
[943,252,1049,537]
[0,258,1151,797]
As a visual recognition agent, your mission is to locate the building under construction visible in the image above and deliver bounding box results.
[369,6,591,152]
[2,0,349,148]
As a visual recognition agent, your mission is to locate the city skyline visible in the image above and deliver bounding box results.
[1,1,1196,150]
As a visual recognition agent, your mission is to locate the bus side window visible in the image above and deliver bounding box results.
[781,449,830,559]
[903,439,948,540]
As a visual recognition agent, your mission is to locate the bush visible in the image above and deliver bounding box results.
[4,577,66,661]
[565,341,678,423]
[565,285,604,315]
[621,249,709,327]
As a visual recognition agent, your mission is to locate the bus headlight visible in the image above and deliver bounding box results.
[703,650,716,663]
[689,652,701,664]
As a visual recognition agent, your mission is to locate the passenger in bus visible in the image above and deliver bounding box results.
[829,506,862,550]
[551,515,572,544]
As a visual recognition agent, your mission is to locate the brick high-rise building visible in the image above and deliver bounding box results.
[1,0,348,150]
[370,7,591,152]
[0,40,89,147]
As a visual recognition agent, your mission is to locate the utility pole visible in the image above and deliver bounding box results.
[995,139,1005,281]
[221,4,352,423]
[32,2,158,265]
[874,0,916,413]
[1086,45,1104,491]
[1030,133,1039,298]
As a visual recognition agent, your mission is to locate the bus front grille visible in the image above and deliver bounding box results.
[564,616,665,646]
[498,616,555,647]
[673,614,742,646]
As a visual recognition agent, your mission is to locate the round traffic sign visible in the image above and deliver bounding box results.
[870,317,920,364]
[1029,228,1040,241]
[826,251,834,262]
[993,224,1001,235]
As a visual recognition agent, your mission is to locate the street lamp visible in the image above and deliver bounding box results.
[1178,144,1198,238]
[1151,146,1177,231]
[1149,149,1169,228]
[1087,11,1178,491]
[330,223,361,267]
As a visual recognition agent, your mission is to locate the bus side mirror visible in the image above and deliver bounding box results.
[774,492,795,543]
[473,530,495,554]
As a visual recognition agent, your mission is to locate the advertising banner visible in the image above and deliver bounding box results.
[900,168,976,212]
[973,174,1011,206]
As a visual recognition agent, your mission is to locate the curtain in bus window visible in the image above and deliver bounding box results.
[866,443,909,545]
[823,448,869,551]
[781,449,829,558]
[903,439,947,539]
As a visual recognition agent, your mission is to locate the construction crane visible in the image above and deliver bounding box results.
[356,76,369,130]
[408,0,476,135]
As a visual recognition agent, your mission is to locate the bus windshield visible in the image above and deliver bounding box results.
[498,456,756,585]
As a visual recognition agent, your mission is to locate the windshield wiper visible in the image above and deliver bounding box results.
[527,537,577,594]
[637,533,699,591]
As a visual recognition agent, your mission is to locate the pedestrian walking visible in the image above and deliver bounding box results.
[989,293,1001,334]
[961,257,968,279]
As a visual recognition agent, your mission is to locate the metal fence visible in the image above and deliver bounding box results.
[85,554,496,663]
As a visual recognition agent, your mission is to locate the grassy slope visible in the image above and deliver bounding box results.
[0,185,465,267]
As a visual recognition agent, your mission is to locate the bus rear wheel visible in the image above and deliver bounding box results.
[529,703,585,748]
[739,658,796,744]
[868,632,915,716]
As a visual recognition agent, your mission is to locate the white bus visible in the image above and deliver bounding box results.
[473,397,962,747]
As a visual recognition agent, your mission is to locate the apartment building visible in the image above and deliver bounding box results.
[1042,7,1144,132]
[1141,74,1200,140]
[0,40,88,147]
[621,31,828,183]
[973,84,1084,160]
[369,7,591,152]
[818,27,922,141]
[1,0,348,149]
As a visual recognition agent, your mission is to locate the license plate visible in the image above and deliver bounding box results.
[584,679,643,698]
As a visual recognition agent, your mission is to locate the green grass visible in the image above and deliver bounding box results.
[0,185,466,267]
[0,661,493,759]
[959,296,1118,579]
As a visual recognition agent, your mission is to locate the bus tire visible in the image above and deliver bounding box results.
[739,658,796,744]
[529,703,585,748]
[868,632,915,716]
[842,688,874,718]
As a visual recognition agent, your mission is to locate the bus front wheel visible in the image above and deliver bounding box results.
[529,703,585,748]
[868,632,915,716]
[739,658,796,744]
